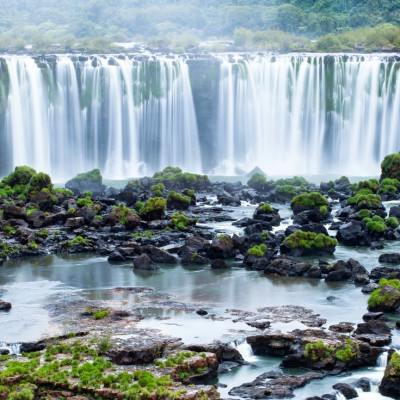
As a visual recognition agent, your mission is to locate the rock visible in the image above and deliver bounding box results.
[362,283,379,293]
[362,312,389,322]
[26,210,49,228]
[355,320,391,336]
[205,235,235,259]
[328,322,354,333]
[246,333,295,357]
[65,217,85,229]
[108,251,125,262]
[0,301,11,310]
[355,377,372,392]
[196,309,208,316]
[218,361,240,374]
[332,383,358,399]
[211,259,230,269]
[396,320,400,329]
[217,194,241,207]
[133,254,158,270]
[229,370,325,399]
[65,169,105,196]
[116,190,137,206]
[337,220,369,246]
[389,205,400,219]
[378,253,400,264]
[20,341,46,352]
[264,256,313,277]
[379,350,400,399]
[75,206,95,224]
[0,349,10,355]
[140,245,177,264]
[368,284,400,313]
[172,352,219,383]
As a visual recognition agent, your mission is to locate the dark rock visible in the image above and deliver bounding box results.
[185,342,245,365]
[26,210,49,228]
[116,190,137,206]
[196,309,208,316]
[217,194,241,207]
[0,301,11,310]
[205,235,235,259]
[332,383,358,399]
[211,259,231,269]
[389,205,400,219]
[337,220,369,246]
[362,312,389,322]
[133,254,158,270]
[327,296,338,301]
[75,206,95,224]
[20,341,46,352]
[108,251,125,262]
[65,217,85,229]
[355,320,391,336]
[367,284,400,312]
[378,253,400,264]
[218,361,240,374]
[229,370,325,399]
[396,320,400,329]
[362,283,379,293]
[140,245,177,264]
[328,322,354,333]
[379,350,400,399]
[0,349,10,355]
[355,377,372,392]
[65,175,105,197]
[246,333,295,357]
[370,241,384,250]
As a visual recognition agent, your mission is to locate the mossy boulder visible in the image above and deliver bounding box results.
[247,173,267,190]
[140,197,167,221]
[291,192,329,214]
[379,350,400,399]
[106,204,141,230]
[206,235,235,259]
[153,166,210,190]
[253,203,281,226]
[381,151,400,181]
[368,279,400,312]
[167,191,191,210]
[65,168,105,196]
[281,230,337,257]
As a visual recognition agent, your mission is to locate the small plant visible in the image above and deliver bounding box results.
[386,216,399,228]
[169,212,191,230]
[247,172,266,188]
[247,244,267,257]
[28,241,38,250]
[67,236,90,247]
[150,183,165,197]
[3,226,16,236]
[36,230,49,238]
[282,230,337,249]
[291,192,329,209]
[93,310,110,320]
[358,209,371,219]
[304,340,335,362]
[260,203,273,213]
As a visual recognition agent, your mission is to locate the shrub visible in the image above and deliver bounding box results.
[167,191,191,205]
[247,244,267,257]
[275,184,298,196]
[381,151,400,181]
[150,183,165,197]
[169,212,191,230]
[304,340,334,362]
[1,166,36,187]
[141,197,167,220]
[67,236,90,247]
[260,203,273,213]
[386,217,399,228]
[347,192,382,208]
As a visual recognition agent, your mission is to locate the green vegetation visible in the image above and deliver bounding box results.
[247,243,267,257]
[36,230,49,238]
[358,209,371,219]
[112,204,136,226]
[379,178,400,195]
[276,185,298,197]
[304,339,358,363]
[368,278,400,308]
[348,180,383,208]
[65,236,91,247]
[71,169,102,183]
[167,191,191,205]
[387,352,400,375]
[283,231,337,249]
[53,187,73,197]
[169,212,193,230]
[155,351,198,368]
[247,173,266,189]
[291,192,329,209]
[132,230,154,239]
[150,183,165,197]
[260,203,273,213]
[93,310,110,320]
[381,151,400,181]
[153,167,209,187]
[386,217,399,229]
[3,226,16,236]
[140,197,167,220]
[363,215,387,233]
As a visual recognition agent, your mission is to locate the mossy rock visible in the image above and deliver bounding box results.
[381,151,400,181]
[281,230,337,257]
[167,191,191,210]
[291,192,329,213]
[247,173,266,190]
[379,351,400,399]
[65,169,105,196]
[140,197,167,221]
[152,167,209,190]
[368,279,400,312]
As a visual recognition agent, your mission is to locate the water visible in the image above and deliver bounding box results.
[1,53,400,179]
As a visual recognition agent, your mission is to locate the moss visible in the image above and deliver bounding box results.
[132,230,154,239]
[93,310,110,320]
[141,197,167,219]
[135,201,145,214]
[358,209,371,219]
[150,183,165,197]
[153,167,209,186]
[260,203,273,213]
[94,215,103,221]
[77,196,93,208]
[36,230,49,238]
[335,340,358,362]
[28,172,52,196]
[387,352,400,375]
[67,236,90,247]
[112,204,136,225]
[276,184,298,196]
[3,226,16,236]
[167,191,191,205]
[358,179,380,193]
[291,192,329,209]
[247,172,266,188]
[28,241,38,250]
[72,168,102,183]
[282,230,337,249]
[368,279,400,307]
[386,217,399,228]
[381,151,400,181]
[187,189,195,197]
[319,205,328,216]
[304,340,335,362]
[7,388,34,400]
[363,216,387,232]
[347,192,382,208]
[169,212,191,230]
[1,166,36,188]
[0,242,12,259]
[247,244,267,257]
[53,187,73,197]
[261,231,269,240]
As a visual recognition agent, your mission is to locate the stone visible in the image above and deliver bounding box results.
[65,217,85,229]
[140,245,177,264]
[133,254,158,270]
[379,350,400,399]
[378,253,400,264]
[332,383,358,399]
[336,220,369,246]
[211,259,230,269]
[0,301,11,310]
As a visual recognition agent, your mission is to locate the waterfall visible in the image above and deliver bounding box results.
[1,53,400,180]
[214,54,400,177]
[0,342,21,355]
[0,54,201,180]
[233,339,257,362]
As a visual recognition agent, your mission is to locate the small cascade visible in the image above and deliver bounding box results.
[335,393,347,400]
[0,342,21,355]
[233,339,257,363]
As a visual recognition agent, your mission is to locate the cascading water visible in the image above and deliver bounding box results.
[0,54,201,180]
[233,339,257,363]
[0,53,400,179]
[214,54,400,176]
[0,342,21,355]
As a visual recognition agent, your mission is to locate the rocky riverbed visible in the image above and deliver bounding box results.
[1,163,400,399]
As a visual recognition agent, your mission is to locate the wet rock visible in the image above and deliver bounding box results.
[20,341,46,352]
[378,253,400,264]
[217,194,241,207]
[389,205,400,219]
[396,320,400,329]
[362,283,379,293]
[286,223,328,236]
[65,174,105,197]
[370,266,400,281]
[133,254,158,270]
[355,320,392,346]
[336,220,369,246]
[332,383,358,399]
[140,245,177,264]
[185,342,245,365]
[379,350,400,399]
[0,349,10,355]
[246,333,295,357]
[65,217,85,229]
[229,370,325,399]
[108,251,125,262]
[264,256,313,277]
[218,361,240,374]
[362,312,389,322]
[196,309,208,316]
[205,235,235,259]
[328,322,354,333]
[211,259,230,269]
[75,206,95,224]
[368,284,400,313]
[0,301,11,310]
[3,204,26,220]
[26,210,49,228]
[355,377,372,392]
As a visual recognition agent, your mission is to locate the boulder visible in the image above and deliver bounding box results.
[378,253,400,264]
[65,217,85,229]
[211,259,231,269]
[205,236,235,259]
[368,284,400,313]
[0,301,11,310]
[332,383,358,399]
[379,350,400,399]
[336,220,370,246]
[140,245,177,264]
[133,254,158,270]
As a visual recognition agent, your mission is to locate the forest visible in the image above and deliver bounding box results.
[0,1,399,54]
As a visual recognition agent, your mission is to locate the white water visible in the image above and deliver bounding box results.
[0,342,21,355]
[1,55,201,180]
[233,339,257,363]
[1,53,400,179]
[214,54,400,177]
